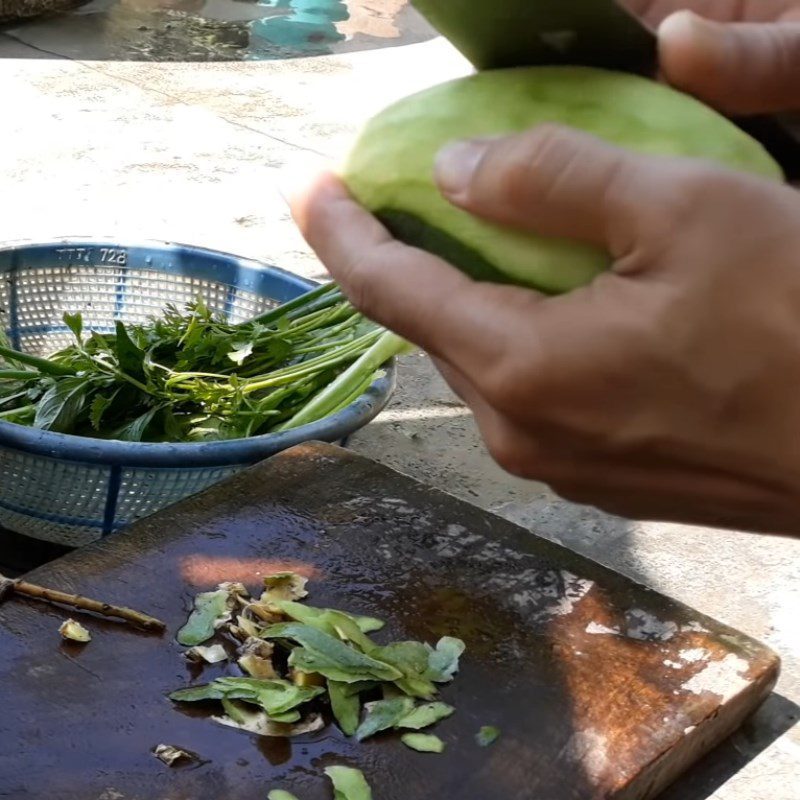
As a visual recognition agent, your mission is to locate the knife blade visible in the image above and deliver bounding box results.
[410,1,800,179]
[412,0,659,76]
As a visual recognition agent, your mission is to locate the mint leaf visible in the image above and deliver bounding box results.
[401,733,445,753]
[328,680,361,736]
[216,677,323,717]
[476,726,501,747]
[355,696,414,741]
[171,677,322,720]
[425,637,466,683]
[265,623,401,682]
[169,684,227,703]
[398,702,454,731]
[273,601,375,652]
[262,573,309,603]
[288,648,381,684]
[325,766,372,800]
[371,641,436,699]
[176,588,233,646]
[354,616,385,634]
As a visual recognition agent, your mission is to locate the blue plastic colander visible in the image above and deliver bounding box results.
[0,239,395,547]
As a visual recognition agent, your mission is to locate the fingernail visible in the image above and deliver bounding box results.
[657,9,698,38]
[434,140,488,198]
[658,9,721,52]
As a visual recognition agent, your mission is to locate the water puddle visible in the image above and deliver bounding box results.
[4,0,435,61]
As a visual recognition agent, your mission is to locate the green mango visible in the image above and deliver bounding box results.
[342,67,783,294]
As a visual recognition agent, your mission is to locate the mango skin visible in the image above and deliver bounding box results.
[342,67,783,293]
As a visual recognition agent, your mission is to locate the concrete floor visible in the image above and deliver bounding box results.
[1,6,798,797]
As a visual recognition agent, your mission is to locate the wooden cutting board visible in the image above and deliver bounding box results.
[0,442,779,800]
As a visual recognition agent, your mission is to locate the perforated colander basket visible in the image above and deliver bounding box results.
[0,239,395,547]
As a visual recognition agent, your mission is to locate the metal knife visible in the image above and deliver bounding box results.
[410,0,800,179]
[411,0,659,76]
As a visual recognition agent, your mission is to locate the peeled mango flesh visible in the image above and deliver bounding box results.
[342,67,783,294]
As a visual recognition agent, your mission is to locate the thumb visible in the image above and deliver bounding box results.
[658,11,800,115]
[434,124,674,256]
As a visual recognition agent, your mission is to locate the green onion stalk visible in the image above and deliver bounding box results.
[278,330,411,431]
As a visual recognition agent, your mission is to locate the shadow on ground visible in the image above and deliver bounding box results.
[659,691,798,800]
[0,0,435,62]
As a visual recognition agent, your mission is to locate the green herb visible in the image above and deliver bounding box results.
[324,766,373,800]
[476,726,501,747]
[268,791,301,800]
[168,684,228,703]
[169,677,323,720]
[274,601,376,652]
[213,706,324,738]
[262,573,309,604]
[176,588,234,646]
[265,623,402,683]
[218,677,323,717]
[355,697,415,741]
[397,702,454,730]
[354,616,385,634]
[33,376,91,433]
[401,733,445,753]
[371,641,437,699]
[328,680,362,737]
[221,697,252,725]
[425,637,466,683]
[0,284,407,442]
[277,330,411,432]
[167,575,468,766]
[288,648,375,684]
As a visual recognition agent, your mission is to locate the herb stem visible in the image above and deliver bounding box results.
[0,404,36,420]
[0,369,41,381]
[277,330,409,431]
[246,283,339,328]
[0,345,75,376]
[0,572,166,632]
[242,330,382,393]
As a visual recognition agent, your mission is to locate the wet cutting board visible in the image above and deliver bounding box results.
[0,443,779,800]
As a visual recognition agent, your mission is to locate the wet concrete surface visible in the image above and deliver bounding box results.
[1,0,434,60]
[0,10,798,799]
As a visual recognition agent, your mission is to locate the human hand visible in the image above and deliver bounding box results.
[620,1,800,114]
[290,127,800,534]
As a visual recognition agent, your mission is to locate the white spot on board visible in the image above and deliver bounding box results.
[681,653,752,703]
[586,622,620,636]
[680,648,710,664]
[681,621,709,634]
